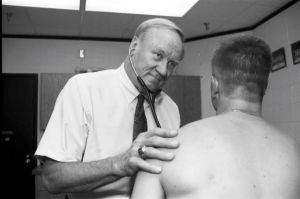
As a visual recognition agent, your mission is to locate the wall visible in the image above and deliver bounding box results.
[2,38,129,73]
[254,2,300,143]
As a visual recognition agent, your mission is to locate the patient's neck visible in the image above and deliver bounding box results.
[217,97,262,117]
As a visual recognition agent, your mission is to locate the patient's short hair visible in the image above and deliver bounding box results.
[212,35,272,100]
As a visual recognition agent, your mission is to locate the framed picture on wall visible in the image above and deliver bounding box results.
[271,48,286,72]
[291,40,300,65]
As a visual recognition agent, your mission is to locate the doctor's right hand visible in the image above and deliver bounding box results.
[112,128,179,176]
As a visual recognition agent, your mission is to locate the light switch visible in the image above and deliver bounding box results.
[79,49,85,58]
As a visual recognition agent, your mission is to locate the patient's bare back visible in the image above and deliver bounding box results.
[161,111,300,199]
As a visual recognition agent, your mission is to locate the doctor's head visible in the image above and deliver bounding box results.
[127,18,185,92]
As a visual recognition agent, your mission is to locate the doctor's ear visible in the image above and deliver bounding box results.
[129,48,134,56]
[129,36,139,56]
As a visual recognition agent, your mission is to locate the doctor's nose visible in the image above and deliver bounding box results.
[156,60,169,78]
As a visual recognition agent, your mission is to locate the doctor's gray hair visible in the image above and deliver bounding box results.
[134,18,185,42]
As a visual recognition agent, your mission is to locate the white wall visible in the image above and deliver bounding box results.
[254,2,300,143]
[2,38,130,73]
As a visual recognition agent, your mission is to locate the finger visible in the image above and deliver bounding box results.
[142,147,175,161]
[147,128,178,138]
[130,157,162,174]
[144,136,180,149]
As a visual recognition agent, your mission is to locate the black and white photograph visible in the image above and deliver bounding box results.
[271,47,287,72]
[2,0,300,199]
[291,40,300,65]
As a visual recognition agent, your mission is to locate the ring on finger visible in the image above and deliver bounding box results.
[138,145,147,159]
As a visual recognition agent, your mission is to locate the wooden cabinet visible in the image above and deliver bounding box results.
[40,73,74,130]
[40,73,201,130]
[163,75,201,126]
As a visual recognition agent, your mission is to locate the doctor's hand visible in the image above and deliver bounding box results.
[113,128,179,176]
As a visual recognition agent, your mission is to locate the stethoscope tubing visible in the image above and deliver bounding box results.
[137,76,161,128]
[129,51,161,128]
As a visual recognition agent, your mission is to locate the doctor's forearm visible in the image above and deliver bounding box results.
[41,156,127,194]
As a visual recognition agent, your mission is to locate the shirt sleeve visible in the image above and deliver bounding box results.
[35,77,89,163]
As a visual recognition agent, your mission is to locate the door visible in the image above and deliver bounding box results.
[163,75,201,126]
[1,74,38,199]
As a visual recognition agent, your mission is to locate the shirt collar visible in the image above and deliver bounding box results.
[117,63,139,104]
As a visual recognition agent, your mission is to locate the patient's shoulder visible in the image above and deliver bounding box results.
[178,116,220,140]
[174,117,225,156]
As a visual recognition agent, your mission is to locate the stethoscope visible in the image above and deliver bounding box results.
[129,48,161,128]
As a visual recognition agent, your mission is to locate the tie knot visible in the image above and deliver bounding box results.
[139,89,161,105]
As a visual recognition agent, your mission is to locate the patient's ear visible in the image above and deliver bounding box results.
[211,75,219,95]
[210,75,219,110]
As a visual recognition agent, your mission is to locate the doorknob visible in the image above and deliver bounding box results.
[25,154,31,164]
[1,130,14,142]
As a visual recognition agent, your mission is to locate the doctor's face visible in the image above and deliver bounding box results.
[131,27,184,92]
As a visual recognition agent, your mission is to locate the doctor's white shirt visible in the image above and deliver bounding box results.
[35,63,180,199]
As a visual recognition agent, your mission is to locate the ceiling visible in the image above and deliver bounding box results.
[2,0,297,42]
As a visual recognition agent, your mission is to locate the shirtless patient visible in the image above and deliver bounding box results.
[131,35,300,199]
